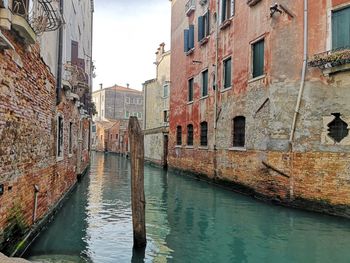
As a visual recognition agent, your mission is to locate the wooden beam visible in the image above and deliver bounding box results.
[128,117,147,248]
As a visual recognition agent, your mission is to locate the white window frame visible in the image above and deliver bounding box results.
[56,114,64,161]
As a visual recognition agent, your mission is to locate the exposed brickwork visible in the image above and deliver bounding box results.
[169,0,350,217]
[0,32,90,252]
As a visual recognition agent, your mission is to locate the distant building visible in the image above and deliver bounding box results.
[143,43,171,167]
[92,85,143,122]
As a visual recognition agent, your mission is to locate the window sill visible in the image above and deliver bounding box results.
[248,74,266,84]
[185,145,194,149]
[186,48,195,56]
[200,95,209,100]
[175,145,183,148]
[187,101,194,105]
[198,146,208,150]
[220,87,232,93]
[186,6,195,16]
[220,19,231,30]
[322,63,350,76]
[228,147,247,152]
[56,156,64,162]
[199,36,210,46]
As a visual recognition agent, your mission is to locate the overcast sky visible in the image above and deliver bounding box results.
[92,0,171,91]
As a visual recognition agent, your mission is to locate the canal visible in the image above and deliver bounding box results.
[26,152,350,263]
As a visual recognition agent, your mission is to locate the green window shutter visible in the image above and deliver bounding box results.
[188,78,194,101]
[184,29,189,52]
[189,25,195,49]
[221,0,227,22]
[198,16,204,41]
[224,57,232,89]
[202,70,208,96]
[253,40,264,78]
[332,7,350,50]
[206,11,210,36]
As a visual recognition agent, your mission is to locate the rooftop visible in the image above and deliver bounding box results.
[93,84,142,94]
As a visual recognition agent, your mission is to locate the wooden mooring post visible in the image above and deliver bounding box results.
[128,117,147,248]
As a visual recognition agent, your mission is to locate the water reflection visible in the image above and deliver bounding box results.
[26,153,350,263]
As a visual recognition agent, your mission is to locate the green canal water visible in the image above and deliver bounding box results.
[26,153,350,263]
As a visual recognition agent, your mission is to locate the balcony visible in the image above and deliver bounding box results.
[247,0,262,7]
[0,0,62,44]
[308,47,350,76]
[185,0,195,16]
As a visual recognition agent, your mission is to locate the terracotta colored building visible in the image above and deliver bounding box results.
[169,0,350,217]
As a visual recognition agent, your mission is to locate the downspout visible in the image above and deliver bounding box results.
[213,0,220,178]
[288,0,308,200]
[56,0,64,105]
[289,0,308,145]
[143,83,147,130]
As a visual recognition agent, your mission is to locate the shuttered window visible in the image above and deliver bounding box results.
[57,116,64,157]
[198,11,210,41]
[252,39,264,78]
[233,116,246,147]
[221,0,235,22]
[332,7,350,50]
[200,122,208,146]
[223,57,232,89]
[202,70,208,97]
[187,124,194,146]
[71,41,79,65]
[184,25,195,52]
[188,78,194,102]
[176,126,182,145]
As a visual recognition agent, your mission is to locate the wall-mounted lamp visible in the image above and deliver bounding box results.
[270,3,282,17]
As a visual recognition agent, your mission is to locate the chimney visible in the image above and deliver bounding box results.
[156,43,166,64]
[126,83,129,89]
[99,83,103,90]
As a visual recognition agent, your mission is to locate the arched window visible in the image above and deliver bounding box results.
[187,124,194,146]
[176,126,182,145]
[233,116,245,147]
[200,122,208,146]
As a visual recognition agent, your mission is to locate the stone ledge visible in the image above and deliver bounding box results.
[0,253,30,263]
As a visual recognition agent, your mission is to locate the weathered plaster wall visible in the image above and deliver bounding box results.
[169,0,350,217]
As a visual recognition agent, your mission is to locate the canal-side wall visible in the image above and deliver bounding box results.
[169,0,350,217]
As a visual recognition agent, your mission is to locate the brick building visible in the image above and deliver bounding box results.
[0,0,93,254]
[169,0,350,217]
[92,85,143,122]
[143,43,171,166]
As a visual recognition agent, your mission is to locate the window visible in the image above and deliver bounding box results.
[198,11,210,42]
[92,125,96,133]
[138,98,142,104]
[116,134,119,140]
[57,116,63,158]
[223,57,232,89]
[188,78,194,102]
[221,0,235,23]
[163,110,169,123]
[187,124,194,146]
[69,122,73,154]
[137,112,142,119]
[201,69,208,97]
[176,126,182,145]
[125,111,130,118]
[328,113,349,142]
[332,7,350,50]
[200,122,208,146]
[184,25,195,52]
[12,0,30,17]
[163,84,169,97]
[252,39,265,78]
[233,116,246,147]
[101,109,104,117]
[126,97,130,104]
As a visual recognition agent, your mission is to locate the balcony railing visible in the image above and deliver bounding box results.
[12,0,62,34]
[64,61,89,90]
[308,47,350,69]
[185,0,195,16]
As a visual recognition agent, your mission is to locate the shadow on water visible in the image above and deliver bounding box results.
[131,247,146,263]
[25,152,350,263]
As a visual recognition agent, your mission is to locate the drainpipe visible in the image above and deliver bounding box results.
[213,0,219,142]
[56,0,64,105]
[289,0,308,145]
[143,83,147,130]
[33,185,39,224]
